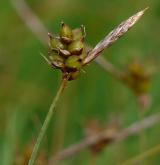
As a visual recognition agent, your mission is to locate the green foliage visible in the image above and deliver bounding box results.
[0,0,160,165]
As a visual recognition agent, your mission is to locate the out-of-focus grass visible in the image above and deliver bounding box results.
[0,0,160,164]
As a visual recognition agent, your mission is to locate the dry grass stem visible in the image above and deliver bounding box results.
[83,8,148,65]
[49,112,160,163]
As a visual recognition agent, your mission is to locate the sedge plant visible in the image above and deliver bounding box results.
[28,8,147,165]
[28,22,88,165]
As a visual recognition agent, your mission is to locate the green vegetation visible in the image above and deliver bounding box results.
[0,0,160,164]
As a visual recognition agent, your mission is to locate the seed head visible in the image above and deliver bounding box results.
[47,22,87,80]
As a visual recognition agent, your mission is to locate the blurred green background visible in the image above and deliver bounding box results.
[0,0,160,164]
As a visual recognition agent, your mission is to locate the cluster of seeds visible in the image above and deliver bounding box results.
[124,60,151,95]
[48,22,87,80]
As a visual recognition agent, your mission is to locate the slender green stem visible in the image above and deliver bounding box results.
[28,74,69,165]
[121,143,160,165]
[138,109,147,165]
[137,95,150,165]
[90,152,97,165]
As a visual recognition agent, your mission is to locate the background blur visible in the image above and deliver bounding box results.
[0,0,160,164]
